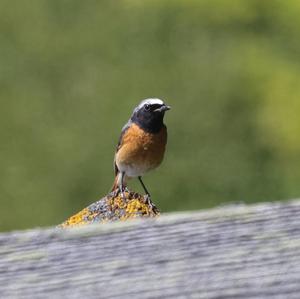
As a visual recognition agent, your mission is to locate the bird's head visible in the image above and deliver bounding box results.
[131,98,171,133]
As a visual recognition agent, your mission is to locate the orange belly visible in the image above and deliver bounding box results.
[115,123,167,177]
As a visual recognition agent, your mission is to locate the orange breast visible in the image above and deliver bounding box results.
[115,123,167,176]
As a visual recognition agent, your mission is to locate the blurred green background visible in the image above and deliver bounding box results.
[1,0,300,231]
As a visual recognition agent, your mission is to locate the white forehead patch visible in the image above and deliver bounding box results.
[138,98,164,109]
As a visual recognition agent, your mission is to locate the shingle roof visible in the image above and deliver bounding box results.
[1,200,300,299]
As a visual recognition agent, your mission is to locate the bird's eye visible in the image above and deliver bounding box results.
[144,104,150,111]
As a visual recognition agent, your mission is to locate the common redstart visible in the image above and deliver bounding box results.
[112,98,170,199]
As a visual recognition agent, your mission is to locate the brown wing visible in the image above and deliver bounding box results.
[113,121,132,176]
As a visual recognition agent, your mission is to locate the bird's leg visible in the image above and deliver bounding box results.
[120,171,126,200]
[138,176,158,213]
[138,176,151,197]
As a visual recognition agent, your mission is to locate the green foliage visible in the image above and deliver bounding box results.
[1,0,299,231]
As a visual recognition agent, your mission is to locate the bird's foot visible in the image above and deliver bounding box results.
[119,187,128,202]
[112,187,127,201]
[112,188,120,198]
[143,194,159,214]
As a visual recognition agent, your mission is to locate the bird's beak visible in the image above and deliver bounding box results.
[154,105,171,112]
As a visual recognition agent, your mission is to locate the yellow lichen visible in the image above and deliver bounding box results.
[59,190,159,228]
[123,199,152,219]
[60,208,91,228]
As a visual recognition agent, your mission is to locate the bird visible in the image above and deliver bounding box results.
[111,98,170,199]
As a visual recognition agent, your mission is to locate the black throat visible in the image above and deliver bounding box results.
[131,112,165,133]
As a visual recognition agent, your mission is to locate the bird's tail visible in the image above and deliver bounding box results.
[111,174,119,192]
